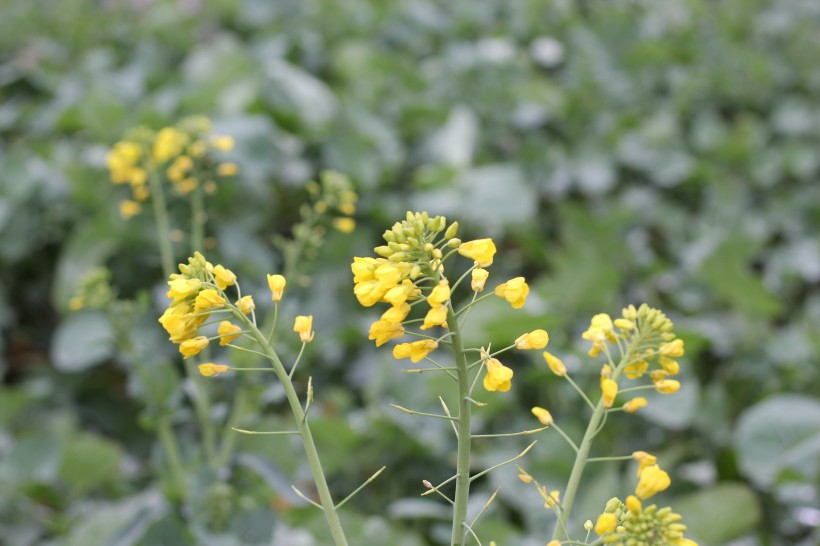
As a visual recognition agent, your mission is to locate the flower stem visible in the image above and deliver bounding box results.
[241,314,349,546]
[190,182,205,253]
[448,305,472,546]
[147,170,174,278]
[157,415,186,501]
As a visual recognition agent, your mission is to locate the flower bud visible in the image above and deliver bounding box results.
[444,221,459,239]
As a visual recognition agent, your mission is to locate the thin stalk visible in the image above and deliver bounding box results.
[184,360,218,468]
[157,415,185,501]
[240,313,349,546]
[190,182,206,253]
[148,170,174,277]
[448,305,472,546]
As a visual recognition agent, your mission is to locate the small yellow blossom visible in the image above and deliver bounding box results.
[234,295,255,315]
[517,469,533,483]
[531,406,553,426]
[212,264,237,290]
[624,359,649,379]
[217,321,241,346]
[494,277,529,309]
[594,512,617,535]
[655,379,681,394]
[542,351,566,377]
[420,305,448,330]
[333,217,356,233]
[166,278,201,301]
[159,304,202,342]
[351,257,379,283]
[471,268,489,291]
[294,315,315,343]
[119,200,141,219]
[267,274,286,302]
[457,238,497,266]
[426,280,451,308]
[623,397,648,413]
[217,162,238,176]
[374,263,406,288]
[544,489,560,509]
[153,127,188,163]
[383,280,418,306]
[483,358,513,392]
[354,279,388,307]
[198,363,229,377]
[632,451,658,476]
[368,320,404,346]
[659,356,680,375]
[179,336,209,358]
[636,464,671,499]
[626,494,642,513]
[601,377,618,408]
[659,338,684,357]
[392,340,438,362]
[583,313,615,343]
[194,289,226,312]
[515,329,549,350]
[381,303,411,324]
[211,135,234,151]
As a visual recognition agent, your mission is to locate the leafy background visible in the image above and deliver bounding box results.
[1,0,819,544]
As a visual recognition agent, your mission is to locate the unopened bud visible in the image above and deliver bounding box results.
[605,497,622,513]
[432,248,442,259]
[447,238,462,248]
[444,221,459,239]
[422,480,432,489]
[374,245,393,257]
[383,230,396,243]
[584,520,593,531]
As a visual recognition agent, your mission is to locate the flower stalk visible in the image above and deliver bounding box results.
[449,304,472,546]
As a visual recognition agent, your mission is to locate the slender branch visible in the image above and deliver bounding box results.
[469,441,537,483]
[472,427,548,439]
[565,374,595,411]
[291,485,324,510]
[470,487,501,528]
[335,466,387,509]
[461,521,482,546]
[551,423,580,452]
[421,473,460,497]
[232,428,301,435]
[389,404,458,421]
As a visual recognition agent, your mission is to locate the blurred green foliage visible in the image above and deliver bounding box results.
[1,0,819,544]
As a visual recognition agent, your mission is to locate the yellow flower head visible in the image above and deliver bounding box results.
[583,313,615,343]
[179,336,209,358]
[194,289,226,312]
[594,512,617,535]
[623,397,648,413]
[659,357,680,375]
[457,238,497,266]
[198,363,229,377]
[420,305,448,330]
[267,274,286,302]
[471,268,489,291]
[166,278,201,301]
[494,277,529,309]
[217,321,241,346]
[392,340,438,363]
[236,295,255,315]
[368,319,404,346]
[654,379,681,394]
[159,304,201,342]
[212,264,237,290]
[542,351,567,377]
[119,200,141,219]
[210,135,234,151]
[515,329,549,350]
[351,257,379,283]
[632,451,658,476]
[426,280,451,308]
[383,280,419,306]
[483,357,513,392]
[635,464,671,499]
[659,338,684,358]
[531,406,553,426]
[381,303,411,324]
[624,359,649,379]
[601,377,618,408]
[294,315,315,343]
[333,217,356,234]
[354,280,389,307]
[153,127,188,163]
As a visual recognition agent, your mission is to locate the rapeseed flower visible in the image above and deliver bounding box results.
[483,357,513,392]
[392,340,438,362]
[294,315,315,343]
[494,277,529,309]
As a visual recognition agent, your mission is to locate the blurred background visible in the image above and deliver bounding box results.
[1,0,819,545]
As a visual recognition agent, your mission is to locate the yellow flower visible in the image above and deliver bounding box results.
[517,469,533,483]
[457,238,497,266]
[632,451,657,476]
[166,278,201,301]
[594,512,617,535]
[217,162,238,176]
[159,304,202,342]
[383,280,418,306]
[267,274,286,302]
[426,280,451,308]
[626,494,642,513]
[217,321,241,346]
[471,268,489,291]
[601,377,618,408]
[659,356,680,375]
[544,489,560,508]
[179,336,209,358]
[654,379,681,394]
[392,340,438,362]
[515,329,549,350]
[494,277,529,309]
[531,406,553,426]
[542,351,566,377]
[374,263,406,288]
[483,358,513,392]
[293,315,315,343]
[582,313,615,343]
[351,257,379,283]
[381,303,411,324]
[212,264,237,290]
[354,280,388,307]
[636,464,671,499]
[235,295,255,315]
[153,127,188,163]
[210,135,234,151]
[194,289,226,312]
[333,217,356,233]
[368,320,404,346]
[420,305,448,330]
[198,363,229,377]
[119,200,141,219]
[624,359,649,379]
[623,397,648,413]
[659,338,684,357]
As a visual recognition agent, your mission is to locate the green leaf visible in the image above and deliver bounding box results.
[675,483,761,544]
[734,394,820,488]
[0,428,63,487]
[50,309,115,372]
[58,432,123,497]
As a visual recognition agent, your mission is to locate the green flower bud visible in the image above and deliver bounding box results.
[447,238,462,248]
[374,245,393,257]
[444,221,459,239]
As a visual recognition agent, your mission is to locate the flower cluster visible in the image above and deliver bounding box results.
[594,495,697,546]
[107,116,237,219]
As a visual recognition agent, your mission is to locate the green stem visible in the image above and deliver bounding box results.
[190,182,205,253]
[184,360,218,468]
[157,415,186,501]
[148,170,174,277]
[217,388,249,467]
[241,314,349,546]
[448,305,472,546]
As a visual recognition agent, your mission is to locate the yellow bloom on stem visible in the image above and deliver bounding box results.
[483,358,513,392]
[194,289,226,312]
[179,336,209,358]
[267,274,286,302]
[515,329,549,350]
[374,263,406,288]
[235,295,255,315]
[542,351,567,376]
[494,277,529,309]
[212,264,237,290]
[655,379,681,394]
[333,217,356,233]
[166,278,201,301]
[153,127,188,163]
[381,303,411,324]
[659,356,680,375]
[471,268,489,291]
[632,451,657,476]
[594,512,617,535]
[119,200,141,219]
[351,257,379,283]
[531,406,553,426]
[636,464,671,499]
[624,359,649,379]
[457,238,497,266]
[217,321,241,346]
[420,305,448,330]
[623,397,648,413]
[383,280,418,306]
[368,320,404,346]
[217,162,238,176]
[583,313,615,343]
[210,135,234,151]
[626,494,642,513]
[426,280,451,308]
[544,489,560,508]
[293,315,315,343]
[159,304,201,342]
[392,340,438,362]
[198,363,229,377]
[354,279,388,307]
[601,377,618,408]
[659,338,684,357]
